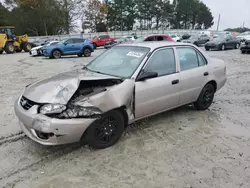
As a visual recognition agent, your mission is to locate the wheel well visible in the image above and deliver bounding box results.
[116,106,129,126]
[52,48,62,54]
[207,80,217,92]
[83,46,92,51]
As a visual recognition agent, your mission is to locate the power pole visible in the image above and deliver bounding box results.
[216,14,221,31]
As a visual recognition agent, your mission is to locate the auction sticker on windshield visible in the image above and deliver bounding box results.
[127,51,144,58]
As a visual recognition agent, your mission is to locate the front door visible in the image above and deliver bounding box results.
[64,39,75,54]
[176,47,209,105]
[135,47,180,118]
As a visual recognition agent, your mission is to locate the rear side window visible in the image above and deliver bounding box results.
[145,36,155,41]
[73,39,84,43]
[156,36,164,41]
[100,35,109,39]
[176,48,199,71]
[144,48,176,77]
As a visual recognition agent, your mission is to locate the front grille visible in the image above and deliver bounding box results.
[20,96,38,110]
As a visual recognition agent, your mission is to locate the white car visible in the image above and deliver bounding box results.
[30,41,59,56]
[170,34,181,42]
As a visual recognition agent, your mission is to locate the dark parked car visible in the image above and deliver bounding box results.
[104,36,135,49]
[182,33,191,40]
[240,39,250,54]
[205,34,240,51]
[182,34,210,46]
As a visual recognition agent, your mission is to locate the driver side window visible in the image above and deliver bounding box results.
[66,39,74,44]
[144,48,176,77]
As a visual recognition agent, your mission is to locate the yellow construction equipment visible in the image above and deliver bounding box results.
[0,26,33,54]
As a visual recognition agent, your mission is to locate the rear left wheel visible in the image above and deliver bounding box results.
[194,84,215,110]
[84,110,125,149]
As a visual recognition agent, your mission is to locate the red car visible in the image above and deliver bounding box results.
[135,34,174,42]
[91,35,117,49]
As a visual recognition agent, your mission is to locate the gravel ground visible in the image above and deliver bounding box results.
[0,48,250,188]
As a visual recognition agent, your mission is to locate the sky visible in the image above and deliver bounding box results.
[202,0,250,30]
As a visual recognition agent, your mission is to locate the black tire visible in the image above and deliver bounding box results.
[52,50,61,59]
[16,48,22,53]
[83,48,92,57]
[84,110,125,149]
[93,43,97,49]
[241,50,245,54]
[194,84,215,111]
[77,54,83,57]
[205,48,210,51]
[221,44,226,51]
[22,42,32,52]
[4,42,15,54]
[0,49,3,54]
[194,42,199,47]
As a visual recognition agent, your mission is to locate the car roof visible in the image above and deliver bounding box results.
[118,41,196,50]
[146,34,170,37]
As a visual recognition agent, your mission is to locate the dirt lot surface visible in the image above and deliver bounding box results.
[0,48,250,188]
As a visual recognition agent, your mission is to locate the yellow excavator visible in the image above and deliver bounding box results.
[0,26,33,54]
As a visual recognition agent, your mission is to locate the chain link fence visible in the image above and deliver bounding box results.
[28,29,232,42]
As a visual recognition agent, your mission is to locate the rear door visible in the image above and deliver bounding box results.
[225,35,234,48]
[144,36,156,41]
[176,46,209,105]
[135,47,180,118]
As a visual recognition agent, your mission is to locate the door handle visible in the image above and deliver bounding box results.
[204,72,209,76]
[172,80,179,85]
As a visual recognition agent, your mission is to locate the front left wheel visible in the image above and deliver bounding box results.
[52,50,61,59]
[83,48,91,57]
[194,83,215,110]
[84,110,125,149]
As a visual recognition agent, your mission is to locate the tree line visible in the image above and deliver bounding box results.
[0,0,214,36]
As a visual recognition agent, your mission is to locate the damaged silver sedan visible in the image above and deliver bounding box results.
[14,42,227,149]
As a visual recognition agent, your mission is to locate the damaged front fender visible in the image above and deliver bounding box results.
[74,79,135,121]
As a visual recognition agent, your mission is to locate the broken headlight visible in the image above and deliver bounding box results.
[39,104,67,115]
[57,106,102,119]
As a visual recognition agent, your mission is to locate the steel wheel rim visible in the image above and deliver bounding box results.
[9,45,14,51]
[236,44,239,49]
[203,88,213,106]
[94,116,118,144]
[222,45,225,50]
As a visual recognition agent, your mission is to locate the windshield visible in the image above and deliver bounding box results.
[86,46,150,78]
[134,36,145,43]
[189,35,199,40]
[170,35,176,38]
[92,36,99,39]
[59,39,68,44]
[213,34,227,41]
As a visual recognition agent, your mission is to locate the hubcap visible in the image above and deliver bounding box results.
[222,45,225,50]
[94,116,117,144]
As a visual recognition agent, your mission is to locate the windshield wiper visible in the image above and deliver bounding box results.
[83,66,108,75]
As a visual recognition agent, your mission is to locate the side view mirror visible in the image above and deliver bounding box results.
[137,71,158,81]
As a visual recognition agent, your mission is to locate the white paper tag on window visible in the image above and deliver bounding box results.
[127,51,144,58]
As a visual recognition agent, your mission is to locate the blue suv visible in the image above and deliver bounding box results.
[43,38,94,59]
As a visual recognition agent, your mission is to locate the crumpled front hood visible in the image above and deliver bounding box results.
[31,46,42,50]
[23,69,121,104]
